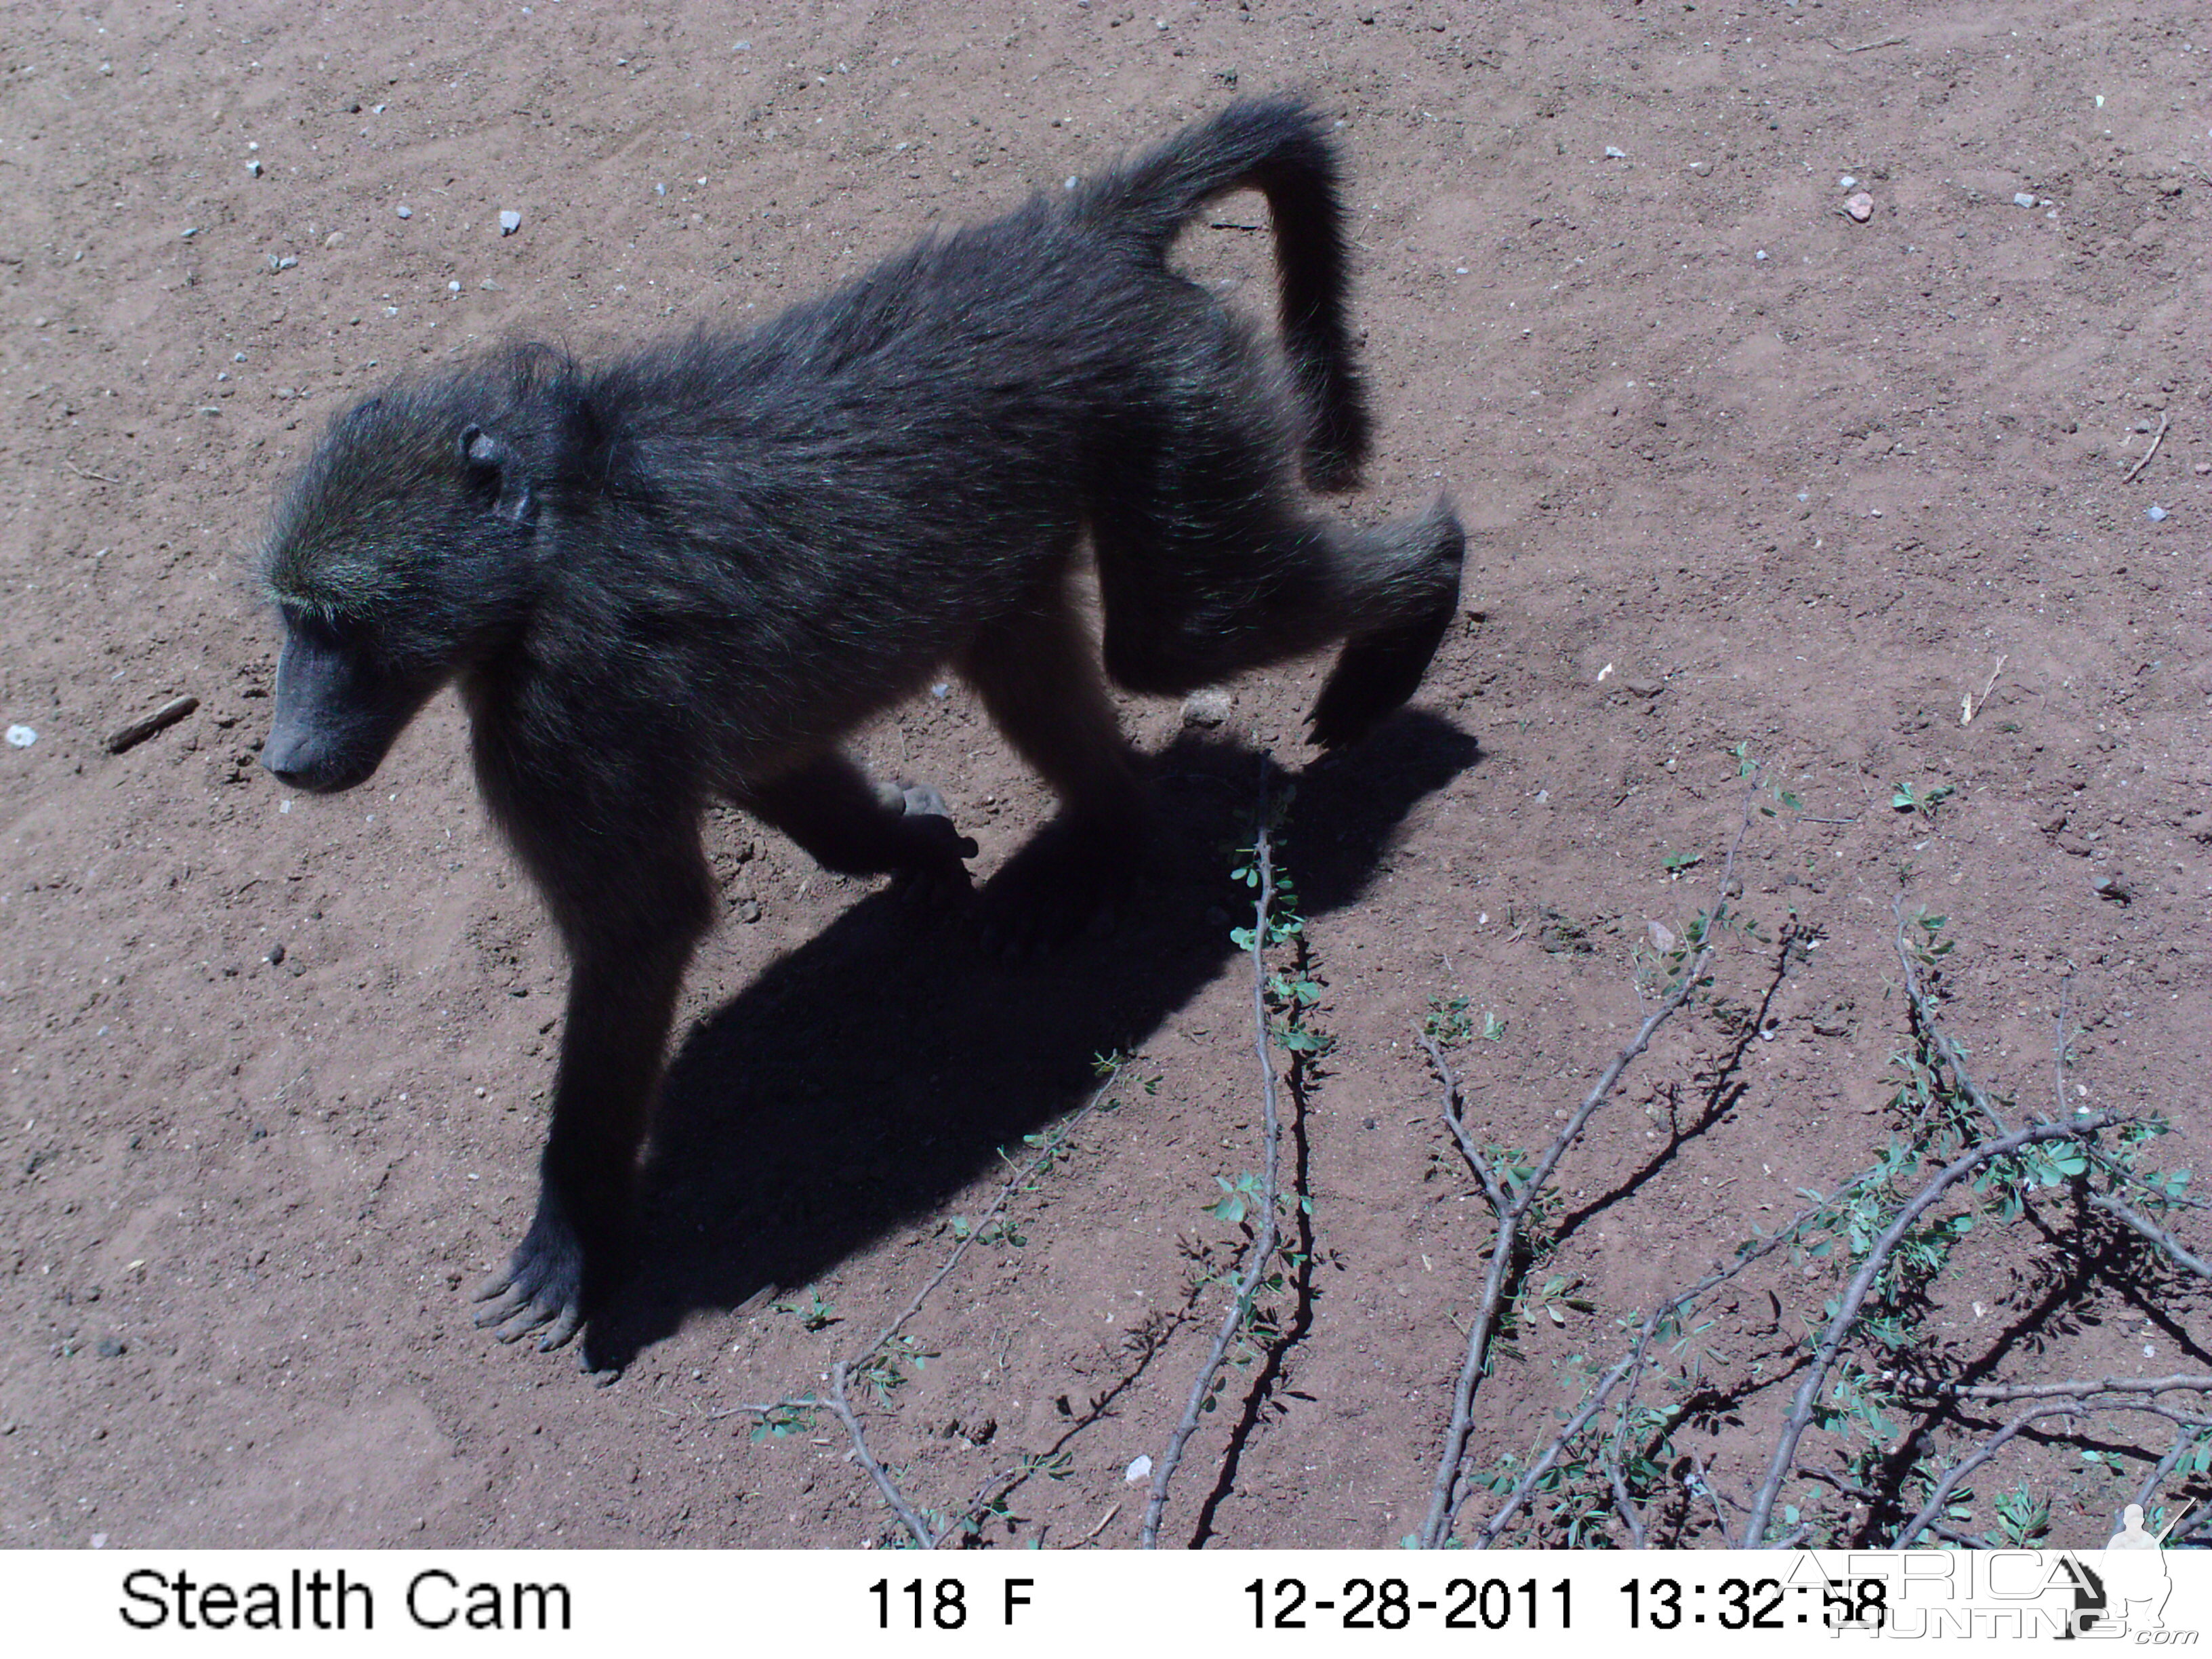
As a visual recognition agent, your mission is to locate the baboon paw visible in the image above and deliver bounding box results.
[471,1222,587,1352]
[888,782,978,911]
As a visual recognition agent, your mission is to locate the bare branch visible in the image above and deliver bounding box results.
[1142,781,1286,1548]
[1890,1401,2076,1548]
[2123,407,2171,483]
[1931,1374,2212,1404]
[725,1061,1130,1547]
[1469,1164,1890,1547]
[2137,1421,2207,1518]
[823,1359,939,1547]
[1892,898,2009,1135]
[2084,1191,2212,1282]
[1416,777,1763,1548]
[1744,1113,2121,1546]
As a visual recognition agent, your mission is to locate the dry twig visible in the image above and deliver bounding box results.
[1892,897,2009,1134]
[106,695,199,755]
[731,1059,1129,1547]
[1742,1113,2121,1546]
[1142,772,1286,1547]
[1416,775,1761,1547]
[2123,409,2170,483]
[2084,1192,2212,1282]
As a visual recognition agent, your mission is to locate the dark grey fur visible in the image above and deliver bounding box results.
[258,96,1464,1363]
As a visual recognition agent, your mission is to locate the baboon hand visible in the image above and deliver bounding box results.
[472,1204,588,1353]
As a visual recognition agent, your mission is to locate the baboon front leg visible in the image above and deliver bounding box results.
[473,838,711,1362]
[960,590,1149,955]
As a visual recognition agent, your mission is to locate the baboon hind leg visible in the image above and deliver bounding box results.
[960,583,1149,956]
[1094,493,1465,748]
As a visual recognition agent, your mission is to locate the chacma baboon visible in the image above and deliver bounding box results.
[258,96,1464,1364]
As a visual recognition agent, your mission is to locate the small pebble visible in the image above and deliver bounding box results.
[1181,689,1232,729]
[1845,192,1874,222]
[930,682,950,699]
[266,942,285,966]
[245,159,262,178]
[2013,192,2036,208]
[181,226,199,239]
[1754,249,1768,261]
[2146,506,2169,522]
[323,230,346,248]
[96,1337,125,1359]
[499,209,522,234]
[395,203,413,219]
[1604,145,1626,159]
[2193,462,2211,476]
[447,279,461,293]
[1838,174,1858,189]
[736,899,762,924]
[1125,1454,1153,1484]
[5,725,35,748]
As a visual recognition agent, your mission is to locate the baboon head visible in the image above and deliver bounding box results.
[260,376,551,792]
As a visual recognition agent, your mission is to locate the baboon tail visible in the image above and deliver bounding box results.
[1077,96,1372,491]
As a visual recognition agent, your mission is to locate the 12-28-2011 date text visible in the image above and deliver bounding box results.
[1248,1576,1571,1631]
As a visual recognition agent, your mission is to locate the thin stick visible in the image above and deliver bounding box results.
[1418,776,1761,1547]
[2085,1192,2212,1282]
[823,1359,938,1547]
[2123,409,2170,483]
[1742,1113,2118,1546]
[1892,897,2009,1134]
[1471,1164,1889,1547]
[1837,35,1906,53]
[2136,1425,2205,1519]
[2054,973,2071,1120]
[1891,1404,2072,1548]
[1961,653,2006,724]
[1892,1396,2212,1548]
[1932,1375,2212,1404]
[727,1063,1128,1547]
[1141,771,1284,1549]
[1079,1503,1121,1544]
[106,695,199,755]
[65,460,122,484]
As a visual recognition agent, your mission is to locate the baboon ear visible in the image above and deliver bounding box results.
[457,424,537,527]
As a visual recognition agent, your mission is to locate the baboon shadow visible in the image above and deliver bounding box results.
[599,712,1479,1368]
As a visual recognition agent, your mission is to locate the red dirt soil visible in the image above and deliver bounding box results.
[2,1,2207,1549]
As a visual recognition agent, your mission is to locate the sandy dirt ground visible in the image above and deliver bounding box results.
[2,0,2208,1551]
